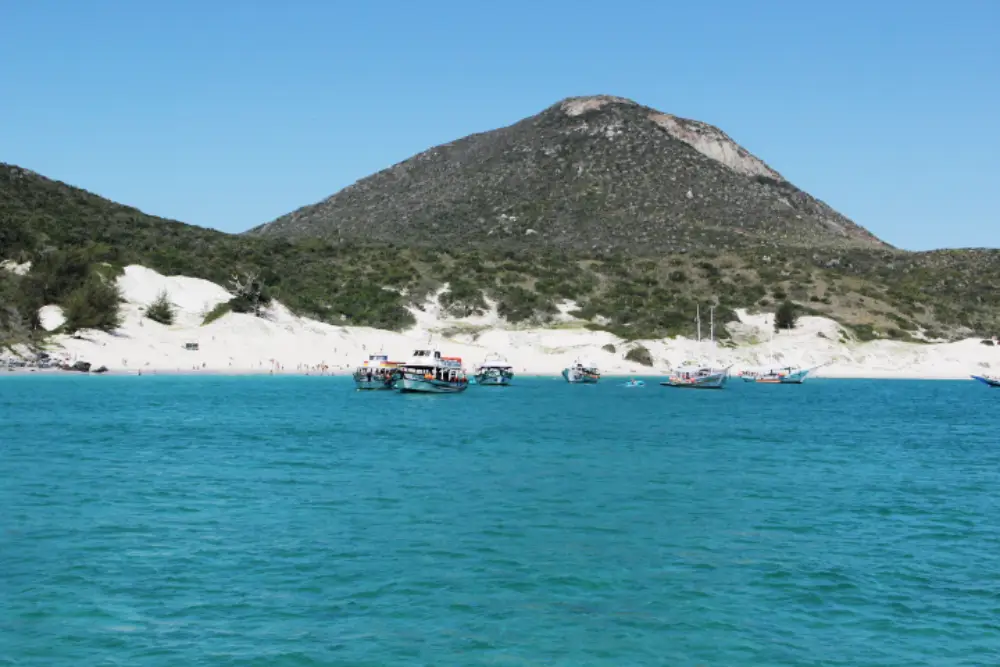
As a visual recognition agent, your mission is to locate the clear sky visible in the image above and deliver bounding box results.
[2,0,997,250]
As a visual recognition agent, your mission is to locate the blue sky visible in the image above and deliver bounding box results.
[2,0,997,250]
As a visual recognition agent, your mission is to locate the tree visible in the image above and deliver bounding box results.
[146,290,175,325]
[63,275,123,333]
[774,299,798,331]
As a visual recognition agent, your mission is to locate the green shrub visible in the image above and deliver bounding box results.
[439,279,488,317]
[63,275,122,332]
[146,290,175,325]
[202,302,232,325]
[602,343,616,353]
[847,323,879,342]
[774,300,798,331]
[494,286,555,324]
[624,344,653,366]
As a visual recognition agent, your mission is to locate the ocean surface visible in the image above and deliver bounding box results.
[2,375,999,666]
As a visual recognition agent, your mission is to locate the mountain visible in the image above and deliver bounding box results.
[251,95,887,252]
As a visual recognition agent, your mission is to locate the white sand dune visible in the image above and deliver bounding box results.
[15,265,1000,378]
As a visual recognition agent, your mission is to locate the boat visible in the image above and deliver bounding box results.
[741,365,815,384]
[661,365,730,389]
[740,326,817,384]
[971,374,1000,387]
[473,353,515,386]
[562,360,600,384]
[352,354,403,390]
[624,378,645,388]
[393,348,469,394]
[662,305,730,389]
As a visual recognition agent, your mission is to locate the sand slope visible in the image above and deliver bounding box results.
[21,266,1000,378]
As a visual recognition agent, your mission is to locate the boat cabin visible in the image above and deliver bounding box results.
[407,349,441,366]
[478,354,513,370]
[400,349,466,383]
[355,353,402,378]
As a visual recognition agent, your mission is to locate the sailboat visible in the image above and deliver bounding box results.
[661,305,731,389]
[740,324,818,384]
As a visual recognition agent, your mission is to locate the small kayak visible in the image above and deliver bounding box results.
[623,380,645,388]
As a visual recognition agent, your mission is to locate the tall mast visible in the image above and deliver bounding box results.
[696,304,701,343]
[710,305,716,366]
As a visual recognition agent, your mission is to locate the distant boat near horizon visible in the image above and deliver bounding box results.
[739,326,821,384]
[393,349,469,394]
[562,360,600,384]
[473,353,514,386]
[740,365,819,384]
[352,353,401,390]
[661,365,731,389]
[662,304,729,389]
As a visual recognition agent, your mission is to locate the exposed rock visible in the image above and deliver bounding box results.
[250,95,886,252]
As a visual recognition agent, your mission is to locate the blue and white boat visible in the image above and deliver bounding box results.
[474,353,514,386]
[662,304,730,389]
[740,365,816,384]
[352,354,402,390]
[624,378,645,388]
[393,348,469,394]
[562,360,600,384]
[740,328,819,384]
[661,364,730,389]
[972,374,1000,388]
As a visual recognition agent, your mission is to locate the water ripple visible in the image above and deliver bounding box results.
[2,376,1000,664]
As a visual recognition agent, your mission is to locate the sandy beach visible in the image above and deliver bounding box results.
[5,266,999,380]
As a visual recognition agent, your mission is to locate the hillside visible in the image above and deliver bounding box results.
[2,151,1000,351]
[251,95,886,252]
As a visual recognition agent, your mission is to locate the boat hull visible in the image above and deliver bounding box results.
[475,373,512,386]
[661,373,728,389]
[972,375,1000,387]
[742,368,811,384]
[396,377,468,394]
[562,369,599,383]
[353,376,395,390]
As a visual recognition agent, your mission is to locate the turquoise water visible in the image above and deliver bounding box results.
[2,376,999,665]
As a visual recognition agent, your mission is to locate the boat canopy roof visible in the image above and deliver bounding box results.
[404,349,464,368]
[361,356,402,367]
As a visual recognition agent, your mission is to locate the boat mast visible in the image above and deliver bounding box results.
[696,304,701,343]
[709,305,716,366]
[769,326,775,368]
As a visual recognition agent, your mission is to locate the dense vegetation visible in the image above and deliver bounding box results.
[3,163,1000,350]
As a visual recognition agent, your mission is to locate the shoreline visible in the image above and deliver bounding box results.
[1,367,980,381]
[2,266,996,385]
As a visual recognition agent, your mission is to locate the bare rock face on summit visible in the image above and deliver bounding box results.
[252,95,886,252]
